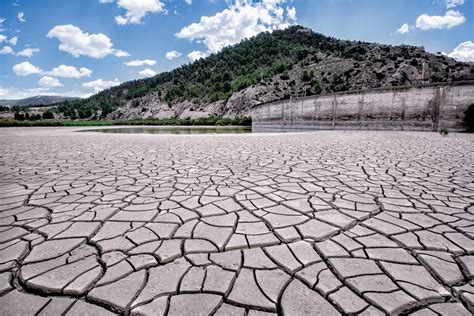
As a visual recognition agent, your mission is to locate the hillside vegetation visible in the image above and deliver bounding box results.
[54,26,473,120]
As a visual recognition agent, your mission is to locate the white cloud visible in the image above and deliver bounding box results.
[114,0,166,25]
[165,50,181,60]
[99,0,114,3]
[0,46,14,54]
[444,0,464,9]
[45,65,92,78]
[114,16,128,25]
[0,87,92,100]
[124,59,156,66]
[113,49,130,57]
[12,61,42,76]
[63,90,94,98]
[185,0,192,4]
[0,87,52,99]
[415,10,465,30]
[187,50,208,62]
[82,78,121,93]
[139,68,156,77]
[17,12,25,22]
[448,41,474,62]
[287,6,296,20]
[16,47,40,57]
[37,76,63,88]
[46,24,129,58]
[8,36,18,46]
[397,23,410,34]
[0,35,17,46]
[176,0,297,54]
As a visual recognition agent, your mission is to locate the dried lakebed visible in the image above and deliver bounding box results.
[0,127,473,315]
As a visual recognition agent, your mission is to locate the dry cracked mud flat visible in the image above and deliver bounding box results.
[0,127,473,316]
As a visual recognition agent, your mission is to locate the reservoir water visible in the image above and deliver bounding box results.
[80,126,252,134]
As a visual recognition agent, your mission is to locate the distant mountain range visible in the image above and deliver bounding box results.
[0,95,80,107]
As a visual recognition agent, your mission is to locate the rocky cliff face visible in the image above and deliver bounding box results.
[107,94,227,120]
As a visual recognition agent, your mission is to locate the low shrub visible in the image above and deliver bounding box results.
[439,127,449,136]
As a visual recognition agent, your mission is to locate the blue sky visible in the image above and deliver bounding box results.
[0,0,472,99]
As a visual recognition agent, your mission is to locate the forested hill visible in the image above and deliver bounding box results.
[56,26,473,120]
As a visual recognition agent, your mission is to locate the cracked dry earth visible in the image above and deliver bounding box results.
[0,127,473,316]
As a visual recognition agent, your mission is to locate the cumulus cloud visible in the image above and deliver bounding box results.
[47,24,129,58]
[12,61,42,76]
[187,50,208,62]
[114,16,128,25]
[165,50,181,60]
[0,46,14,54]
[396,9,466,34]
[444,0,464,9]
[16,47,40,57]
[37,76,63,88]
[139,68,156,77]
[0,46,40,57]
[397,23,410,34]
[45,65,92,78]
[124,59,156,66]
[8,36,18,46]
[185,0,192,4]
[415,10,465,30]
[82,78,121,93]
[287,6,296,20]
[114,0,166,25]
[176,0,297,54]
[0,87,52,99]
[61,90,94,98]
[0,87,92,100]
[17,12,25,22]
[448,41,474,62]
[10,61,93,80]
[0,35,18,45]
[113,49,130,57]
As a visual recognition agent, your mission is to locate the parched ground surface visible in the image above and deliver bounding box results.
[0,127,473,316]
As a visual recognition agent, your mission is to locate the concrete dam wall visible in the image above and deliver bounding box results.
[251,81,474,132]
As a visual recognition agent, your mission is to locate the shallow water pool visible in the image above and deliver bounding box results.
[80,126,252,134]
